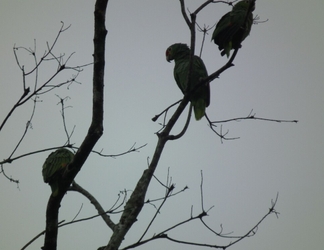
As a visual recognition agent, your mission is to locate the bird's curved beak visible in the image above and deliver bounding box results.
[166,51,171,62]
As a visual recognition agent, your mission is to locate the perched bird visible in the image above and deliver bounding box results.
[212,0,255,57]
[166,43,210,120]
[42,148,74,196]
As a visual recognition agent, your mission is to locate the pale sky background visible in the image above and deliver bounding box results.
[0,1,323,250]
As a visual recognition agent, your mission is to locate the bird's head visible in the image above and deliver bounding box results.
[166,43,190,62]
[233,0,256,12]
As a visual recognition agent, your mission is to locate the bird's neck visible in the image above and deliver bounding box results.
[174,53,190,63]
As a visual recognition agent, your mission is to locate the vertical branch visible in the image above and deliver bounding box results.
[179,0,191,27]
[42,1,107,249]
[92,0,107,132]
[187,13,196,92]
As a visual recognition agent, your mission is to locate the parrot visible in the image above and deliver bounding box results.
[212,0,255,57]
[42,148,74,196]
[166,43,210,120]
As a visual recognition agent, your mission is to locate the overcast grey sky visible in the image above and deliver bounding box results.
[1,1,323,250]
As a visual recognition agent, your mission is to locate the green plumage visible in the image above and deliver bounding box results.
[42,148,74,196]
[166,43,210,120]
[212,0,255,57]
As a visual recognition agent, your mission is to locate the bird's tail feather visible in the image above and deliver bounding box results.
[193,99,206,120]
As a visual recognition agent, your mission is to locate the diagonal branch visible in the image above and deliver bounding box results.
[167,103,192,140]
[138,184,175,242]
[69,181,116,230]
[179,0,191,27]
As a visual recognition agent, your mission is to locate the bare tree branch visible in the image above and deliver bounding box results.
[0,145,74,165]
[91,143,147,159]
[212,109,298,124]
[42,1,107,248]
[121,194,279,250]
[69,181,116,230]
[0,22,85,132]
[205,113,240,142]
[167,103,192,140]
[151,99,182,122]
[0,164,19,184]
[138,184,175,242]
[200,193,280,248]
[179,0,191,27]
